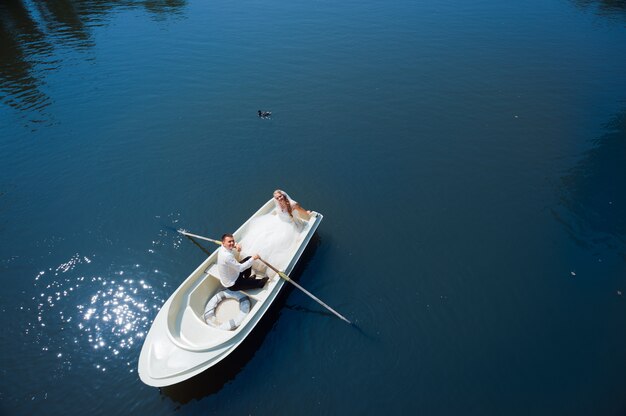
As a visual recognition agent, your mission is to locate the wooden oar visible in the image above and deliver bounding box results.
[258,258,352,324]
[178,229,352,324]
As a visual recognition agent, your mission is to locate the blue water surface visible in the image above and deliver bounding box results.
[1,0,625,414]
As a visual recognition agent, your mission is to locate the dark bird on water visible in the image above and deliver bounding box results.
[258,110,272,118]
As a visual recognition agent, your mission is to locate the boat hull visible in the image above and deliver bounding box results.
[138,199,323,387]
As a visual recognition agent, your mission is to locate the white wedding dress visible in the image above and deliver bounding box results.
[239,194,307,276]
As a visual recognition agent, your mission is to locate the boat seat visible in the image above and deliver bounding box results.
[239,285,270,302]
[205,264,219,278]
[204,264,270,301]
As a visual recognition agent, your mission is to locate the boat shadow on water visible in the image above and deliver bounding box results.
[160,233,324,404]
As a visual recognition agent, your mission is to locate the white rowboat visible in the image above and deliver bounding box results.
[138,199,323,387]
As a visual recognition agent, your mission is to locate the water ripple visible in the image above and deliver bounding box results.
[25,253,167,374]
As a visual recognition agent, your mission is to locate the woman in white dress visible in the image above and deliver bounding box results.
[239,190,314,275]
[272,189,312,228]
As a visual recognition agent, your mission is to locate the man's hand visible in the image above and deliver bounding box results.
[235,243,242,252]
[252,254,260,260]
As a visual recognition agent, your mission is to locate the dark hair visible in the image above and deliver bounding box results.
[221,233,234,242]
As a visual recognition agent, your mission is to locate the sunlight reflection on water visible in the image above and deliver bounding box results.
[27,253,168,374]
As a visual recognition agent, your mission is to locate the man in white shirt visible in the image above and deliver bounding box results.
[217,233,268,291]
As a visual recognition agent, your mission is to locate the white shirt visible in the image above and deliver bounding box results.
[217,246,255,287]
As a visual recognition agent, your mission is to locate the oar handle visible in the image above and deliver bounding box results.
[259,258,289,280]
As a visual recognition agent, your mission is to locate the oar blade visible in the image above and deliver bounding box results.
[178,230,222,246]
